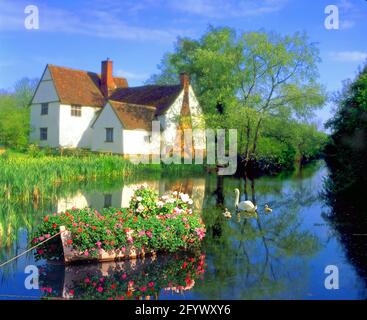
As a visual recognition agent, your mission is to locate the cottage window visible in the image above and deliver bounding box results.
[41,103,48,115]
[40,128,48,141]
[104,194,112,208]
[71,105,82,117]
[144,135,152,143]
[106,128,114,142]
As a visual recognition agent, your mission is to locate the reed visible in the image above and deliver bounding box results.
[0,151,204,202]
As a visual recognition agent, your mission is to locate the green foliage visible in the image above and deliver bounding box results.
[31,187,205,260]
[0,151,205,203]
[149,26,327,172]
[325,62,367,197]
[0,78,38,149]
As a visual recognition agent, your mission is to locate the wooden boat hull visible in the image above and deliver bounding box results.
[60,226,156,264]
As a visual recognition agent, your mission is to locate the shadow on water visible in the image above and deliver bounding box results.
[322,172,367,289]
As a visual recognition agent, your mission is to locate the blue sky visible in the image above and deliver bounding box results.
[0,0,366,125]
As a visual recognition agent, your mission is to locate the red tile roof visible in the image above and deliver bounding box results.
[109,85,182,115]
[109,100,157,131]
[48,65,128,107]
[48,65,183,117]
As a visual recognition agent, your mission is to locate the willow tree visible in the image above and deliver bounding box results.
[149,26,326,164]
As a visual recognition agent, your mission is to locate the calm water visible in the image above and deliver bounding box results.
[0,161,366,300]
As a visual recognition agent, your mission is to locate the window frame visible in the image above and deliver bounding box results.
[104,194,112,208]
[41,103,49,115]
[105,128,114,143]
[40,128,48,141]
[71,105,82,117]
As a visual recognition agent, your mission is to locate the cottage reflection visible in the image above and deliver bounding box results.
[55,178,206,213]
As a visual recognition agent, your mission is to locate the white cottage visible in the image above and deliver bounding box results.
[30,59,205,156]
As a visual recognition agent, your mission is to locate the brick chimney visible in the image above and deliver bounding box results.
[101,59,115,97]
[180,72,190,93]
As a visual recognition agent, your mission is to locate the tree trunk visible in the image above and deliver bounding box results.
[251,117,263,155]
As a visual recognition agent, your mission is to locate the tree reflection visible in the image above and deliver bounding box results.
[199,171,321,299]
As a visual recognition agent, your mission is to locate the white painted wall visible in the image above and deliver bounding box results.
[160,86,205,150]
[160,91,184,147]
[91,103,123,154]
[30,101,60,147]
[59,104,101,148]
[30,67,60,147]
[122,129,158,155]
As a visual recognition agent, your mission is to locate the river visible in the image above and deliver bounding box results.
[0,161,366,300]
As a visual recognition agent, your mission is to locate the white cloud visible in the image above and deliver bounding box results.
[329,51,367,63]
[0,0,189,42]
[339,19,355,30]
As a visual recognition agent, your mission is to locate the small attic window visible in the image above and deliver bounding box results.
[105,128,114,142]
[71,105,82,117]
[41,103,48,115]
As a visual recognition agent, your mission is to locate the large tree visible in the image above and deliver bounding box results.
[149,27,326,164]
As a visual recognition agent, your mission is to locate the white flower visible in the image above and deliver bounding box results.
[180,193,190,203]
[136,196,143,202]
[161,195,169,201]
[156,201,164,208]
[136,204,145,213]
[167,198,176,204]
[172,191,178,196]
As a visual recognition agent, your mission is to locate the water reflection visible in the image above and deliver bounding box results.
[1,162,367,299]
[38,252,205,300]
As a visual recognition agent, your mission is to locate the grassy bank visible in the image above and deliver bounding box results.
[0,150,206,202]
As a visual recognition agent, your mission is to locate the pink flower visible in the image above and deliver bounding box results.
[195,227,206,241]
[106,229,111,235]
[121,247,126,253]
[45,234,51,239]
[69,290,74,296]
[100,277,104,283]
[146,231,152,238]
[148,282,154,287]
[85,278,90,284]
[97,287,103,293]
[96,241,102,248]
[182,217,188,222]
[84,251,89,256]
[140,286,147,292]
[39,236,44,241]
[121,273,127,280]
[138,230,146,237]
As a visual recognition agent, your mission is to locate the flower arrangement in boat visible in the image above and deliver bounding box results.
[31,186,205,261]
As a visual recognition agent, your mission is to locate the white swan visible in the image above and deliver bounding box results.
[265,204,273,213]
[234,188,257,213]
[222,208,232,219]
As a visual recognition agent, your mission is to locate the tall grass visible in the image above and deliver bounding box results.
[0,151,205,202]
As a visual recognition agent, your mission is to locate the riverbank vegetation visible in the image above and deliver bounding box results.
[325,62,367,201]
[149,27,327,174]
[0,149,205,202]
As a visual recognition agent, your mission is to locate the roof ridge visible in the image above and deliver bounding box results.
[108,99,156,109]
[47,64,127,80]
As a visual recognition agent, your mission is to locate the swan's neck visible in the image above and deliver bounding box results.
[235,190,239,208]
